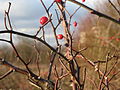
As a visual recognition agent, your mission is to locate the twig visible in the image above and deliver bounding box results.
[33,41,41,76]
[0,30,69,62]
[47,49,58,80]
[67,0,120,25]
[0,58,54,89]
[40,0,59,46]
[108,0,120,15]
[0,69,13,80]
[86,75,98,89]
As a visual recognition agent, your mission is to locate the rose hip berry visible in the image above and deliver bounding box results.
[116,38,120,41]
[55,0,62,3]
[82,0,85,2]
[40,16,48,25]
[73,21,77,27]
[57,34,63,39]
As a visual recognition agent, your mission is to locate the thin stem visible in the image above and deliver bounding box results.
[108,0,120,15]
[0,30,69,62]
[67,0,120,25]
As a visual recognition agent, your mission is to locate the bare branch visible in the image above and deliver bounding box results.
[67,0,120,25]
[108,0,120,15]
[0,58,54,89]
[0,69,13,80]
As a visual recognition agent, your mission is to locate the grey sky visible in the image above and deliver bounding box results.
[0,0,45,30]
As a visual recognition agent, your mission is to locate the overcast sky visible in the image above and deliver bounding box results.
[0,0,97,46]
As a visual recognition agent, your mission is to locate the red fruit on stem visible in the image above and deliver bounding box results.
[40,16,48,25]
[73,21,77,27]
[116,38,120,41]
[57,34,63,39]
[82,0,85,2]
[109,36,115,40]
[55,0,62,3]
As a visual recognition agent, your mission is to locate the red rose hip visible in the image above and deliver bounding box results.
[55,0,62,3]
[73,21,77,27]
[57,34,63,39]
[82,0,85,2]
[40,16,48,25]
[116,38,120,41]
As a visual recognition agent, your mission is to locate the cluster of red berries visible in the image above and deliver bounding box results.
[56,21,78,39]
[39,16,64,40]
[39,16,78,40]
